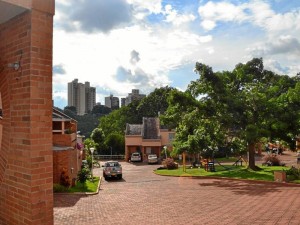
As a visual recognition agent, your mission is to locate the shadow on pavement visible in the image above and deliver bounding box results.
[54,194,88,208]
[197,178,300,196]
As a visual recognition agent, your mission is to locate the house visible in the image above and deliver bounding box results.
[125,117,175,161]
[52,108,83,186]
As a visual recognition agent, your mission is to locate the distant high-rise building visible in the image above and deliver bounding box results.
[121,98,126,107]
[125,89,146,106]
[68,79,96,115]
[105,94,120,110]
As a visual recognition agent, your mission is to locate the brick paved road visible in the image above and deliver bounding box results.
[54,162,300,225]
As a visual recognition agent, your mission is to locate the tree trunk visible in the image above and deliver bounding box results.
[247,142,260,170]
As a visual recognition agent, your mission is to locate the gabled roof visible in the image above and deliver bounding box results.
[52,107,77,122]
[125,117,159,139]
[126,124,142,135]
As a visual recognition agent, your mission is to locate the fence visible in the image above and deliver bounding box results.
[93,155,125,160]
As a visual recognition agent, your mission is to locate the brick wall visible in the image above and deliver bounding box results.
[53,148,80,185]
[0,2,54,224]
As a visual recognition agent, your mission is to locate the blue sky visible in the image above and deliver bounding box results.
[53,0,300,109]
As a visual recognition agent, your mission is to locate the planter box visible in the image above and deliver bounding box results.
[274,171,286,182]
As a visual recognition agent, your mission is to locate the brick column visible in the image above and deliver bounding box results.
[0,1,55,224]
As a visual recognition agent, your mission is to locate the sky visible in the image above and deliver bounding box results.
[52,0,300,109]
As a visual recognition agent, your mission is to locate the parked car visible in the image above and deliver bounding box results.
[131,152,142,162]
[148,154,158,164]
[102,161,122,180]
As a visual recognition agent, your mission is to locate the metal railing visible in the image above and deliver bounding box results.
[93,155,125,160]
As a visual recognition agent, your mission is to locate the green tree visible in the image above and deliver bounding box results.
[64,106,77,116]
[188,58,300,170]
[90,128,105,152]
[137,86,174,118]
[105,132,125,155]
[91,104,112,115]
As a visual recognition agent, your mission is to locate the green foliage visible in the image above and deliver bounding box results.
[155,165,289,182]
[77,167,90,184]
[105,132,125,155]
[92,104,112,115]
[161,58,299,170]
[53,183,69,193]
[285,166,300,180]
[91,128,105,151]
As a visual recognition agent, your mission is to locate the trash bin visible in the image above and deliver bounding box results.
[208,162,215,172]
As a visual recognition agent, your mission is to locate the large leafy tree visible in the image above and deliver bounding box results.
[187,58,300,170]
[161,58,299,170]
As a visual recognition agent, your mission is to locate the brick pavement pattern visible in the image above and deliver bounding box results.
[54,161,300,225]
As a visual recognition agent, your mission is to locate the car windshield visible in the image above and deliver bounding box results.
[106,162,119,167]
[148,155,157,158]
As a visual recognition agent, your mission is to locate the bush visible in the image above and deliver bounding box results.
[53,183,68,193]
[162,158,178,170]
[77,167,90,184]
[263,154,281,166]
[286,166,300,180]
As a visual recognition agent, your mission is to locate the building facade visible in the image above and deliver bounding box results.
[125,117,175,162]
[68,79,96,115]
[125,89,146,106]
[105,94,120,110]
[0,1,55,224]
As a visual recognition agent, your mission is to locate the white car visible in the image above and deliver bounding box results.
[102,161,122,180]
[148,154,158,164]
[131,152,142,162]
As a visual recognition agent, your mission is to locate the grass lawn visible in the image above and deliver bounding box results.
[54,177,100,193]
[68,177,100,193]
[154,165,299,182]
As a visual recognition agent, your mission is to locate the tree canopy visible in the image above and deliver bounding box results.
[162,58,300,169]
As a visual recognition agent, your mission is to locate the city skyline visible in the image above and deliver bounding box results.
[53,0,300,109]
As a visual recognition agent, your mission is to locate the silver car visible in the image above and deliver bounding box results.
[148,154,158,164]
[102,161,122,180]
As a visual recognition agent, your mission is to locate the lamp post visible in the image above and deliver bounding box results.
[110,146,112,159]
[163,146,167,159]
[90,147,95,182]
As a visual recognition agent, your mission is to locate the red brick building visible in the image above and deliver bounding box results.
[52,108,83,186]
[0,1,55,224]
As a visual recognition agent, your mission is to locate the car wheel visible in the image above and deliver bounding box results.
[118,174,122,179]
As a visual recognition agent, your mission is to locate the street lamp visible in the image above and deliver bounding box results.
[110,146,112,159]
[90,147,95,182]
[163,146,167,159]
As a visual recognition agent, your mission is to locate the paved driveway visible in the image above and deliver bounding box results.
[54,162,300,225]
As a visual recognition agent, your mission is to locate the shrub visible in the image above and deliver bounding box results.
[77,167,90,184]
[286,166,300,180]
[163,158,178,170]
[263,154,281,166]
[53,183,68,193]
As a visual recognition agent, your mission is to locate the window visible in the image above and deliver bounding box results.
[168,133,175,141]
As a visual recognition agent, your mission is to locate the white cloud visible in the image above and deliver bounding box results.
[246,0,300,34]
[198,1,248,31]
[247,35,300,58]
[164,4,196,26]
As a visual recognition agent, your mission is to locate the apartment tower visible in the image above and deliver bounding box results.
[68,79,96,115]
